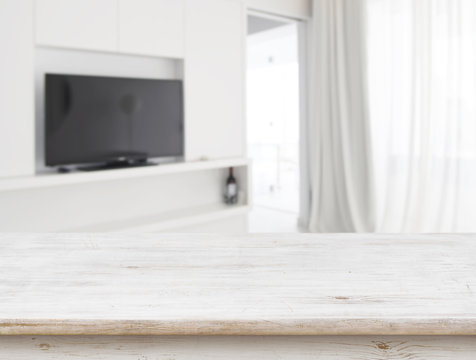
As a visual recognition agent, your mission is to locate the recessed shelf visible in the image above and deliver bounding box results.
[64,203,251,233]
[0,158,250,192]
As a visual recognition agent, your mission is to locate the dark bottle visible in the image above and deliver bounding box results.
[224,167,238,205]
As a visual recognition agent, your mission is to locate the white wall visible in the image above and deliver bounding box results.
[245,0,311,19]
[0,1,35,178]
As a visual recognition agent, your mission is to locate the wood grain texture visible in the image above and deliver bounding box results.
[0,233,475,335]
[1,336,476,359]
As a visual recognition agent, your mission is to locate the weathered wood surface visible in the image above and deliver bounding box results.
[1,336,476,359]
[0,233,475,335]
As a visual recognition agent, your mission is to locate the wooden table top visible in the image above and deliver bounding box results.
[0,233,475,336]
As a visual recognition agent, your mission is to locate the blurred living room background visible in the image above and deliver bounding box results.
[1,0,475,234]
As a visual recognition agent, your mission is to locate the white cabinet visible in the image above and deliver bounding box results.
[36,0,186,58]
[0,1,35,178]
[36,0,117,52]
[185,0,245,161]
[119,0,185,58]
[33,0,246,163]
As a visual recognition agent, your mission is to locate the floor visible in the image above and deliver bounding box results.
[248,205,301,233]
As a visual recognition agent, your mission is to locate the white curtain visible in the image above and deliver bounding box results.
[307,0,375,232]
[307,0,476,233]
[367,0,476,232]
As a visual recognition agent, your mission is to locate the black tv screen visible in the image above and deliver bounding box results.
[45,74,184,167]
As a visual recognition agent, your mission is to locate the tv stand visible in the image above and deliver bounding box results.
[76,159,157,172]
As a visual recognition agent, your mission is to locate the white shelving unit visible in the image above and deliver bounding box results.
[0,158,251,232]
[0,158,249,192]
[66,203,251,232]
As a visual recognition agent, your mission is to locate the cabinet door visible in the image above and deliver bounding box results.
[36,0,117,52]
[185,0,245,161]
[119,0,185,58]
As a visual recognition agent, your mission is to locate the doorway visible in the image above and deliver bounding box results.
[247,13,302,232]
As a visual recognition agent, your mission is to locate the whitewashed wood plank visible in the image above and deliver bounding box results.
[0,233,475,335]
[0,336,475,359]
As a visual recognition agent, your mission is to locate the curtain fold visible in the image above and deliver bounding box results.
[307,0,375,232]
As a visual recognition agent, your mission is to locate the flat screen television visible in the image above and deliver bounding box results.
[45,73,184,170]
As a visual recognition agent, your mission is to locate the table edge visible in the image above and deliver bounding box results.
[1,318,476,336]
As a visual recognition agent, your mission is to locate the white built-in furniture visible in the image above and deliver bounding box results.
[0,0,310,232]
